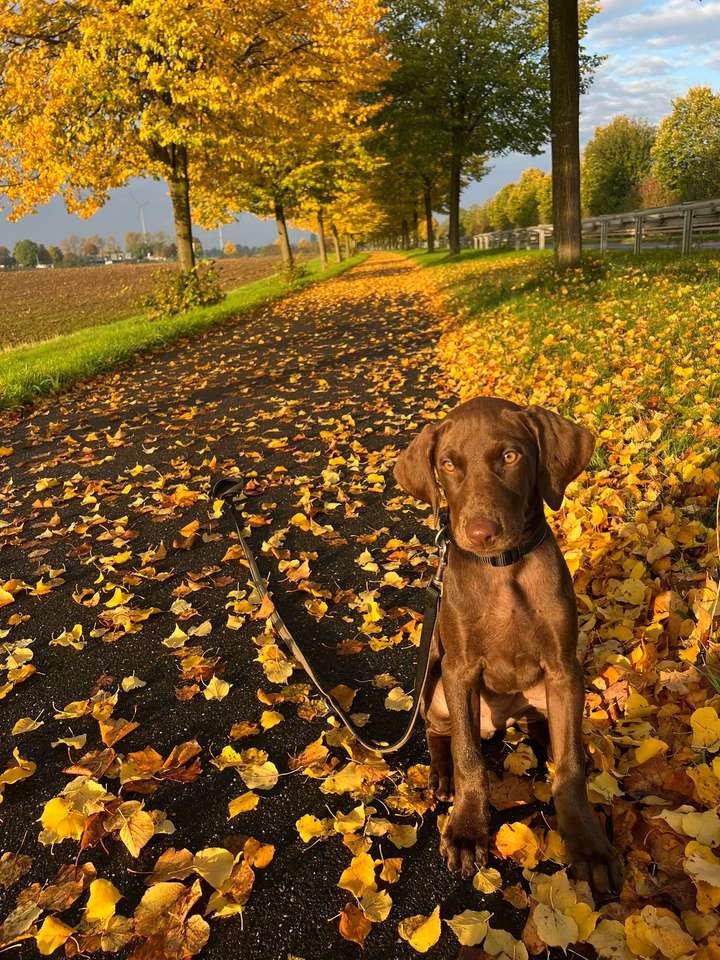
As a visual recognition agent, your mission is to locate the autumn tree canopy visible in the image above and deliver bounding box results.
[0,0,388,271]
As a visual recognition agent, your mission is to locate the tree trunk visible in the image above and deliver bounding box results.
[549,0,582,269]
[274,198,294,270]
[448,149,462,255]
[401,218,410,250]
[168,145,195,272]
[317,209,328,271]
[424,182,435,252]
[412,206,419,248]
[330,223,342,262]
[343,233,351,259]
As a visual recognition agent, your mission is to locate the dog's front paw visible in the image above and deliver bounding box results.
[439,799,489,879]
[568,828,624,899]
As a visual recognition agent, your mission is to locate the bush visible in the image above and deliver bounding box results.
[274,259,308,284]
[143,261,224,319]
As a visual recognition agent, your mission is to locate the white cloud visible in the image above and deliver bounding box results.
[588,0,720,51]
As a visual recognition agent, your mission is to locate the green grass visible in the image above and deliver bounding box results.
[410,246,720,470]
[0,254,366,410]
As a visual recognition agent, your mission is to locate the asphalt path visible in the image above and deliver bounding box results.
[0,255,537,959]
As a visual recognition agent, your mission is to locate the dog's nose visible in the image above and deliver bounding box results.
[465,518,499,547]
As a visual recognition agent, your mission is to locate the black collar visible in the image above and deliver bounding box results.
[438,510,549,568]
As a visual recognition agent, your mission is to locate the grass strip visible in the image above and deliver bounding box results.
[0,254,366,411]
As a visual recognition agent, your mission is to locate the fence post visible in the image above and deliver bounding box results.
[633,216,643,255]
[600,220,608,255]
[682,208,694,254]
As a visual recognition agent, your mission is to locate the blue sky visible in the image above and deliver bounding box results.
[2,0,719,249]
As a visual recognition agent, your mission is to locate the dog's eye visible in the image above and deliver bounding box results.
[503,450,520,465]
[440,458,455,473]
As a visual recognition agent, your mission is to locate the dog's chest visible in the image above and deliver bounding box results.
[444,579,548,685]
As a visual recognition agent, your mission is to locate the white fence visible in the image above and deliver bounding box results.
[472,198,720,256]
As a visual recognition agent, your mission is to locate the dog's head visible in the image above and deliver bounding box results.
[393,396,594,555]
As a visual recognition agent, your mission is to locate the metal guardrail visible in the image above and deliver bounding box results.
[472,198,720,255]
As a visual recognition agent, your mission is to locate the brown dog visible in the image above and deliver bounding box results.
[394,396,622,896]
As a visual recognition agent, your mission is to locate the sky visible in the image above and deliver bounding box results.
[2,0,719,249]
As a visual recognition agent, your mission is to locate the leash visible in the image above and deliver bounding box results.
[212,477,448,754]
[212,477,549,754]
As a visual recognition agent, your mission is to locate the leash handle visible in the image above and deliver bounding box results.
[211,477,439,755]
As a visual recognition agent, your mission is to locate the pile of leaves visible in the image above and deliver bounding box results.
[0,252,718,958]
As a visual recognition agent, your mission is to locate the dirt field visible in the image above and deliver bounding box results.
[0,256,283,348]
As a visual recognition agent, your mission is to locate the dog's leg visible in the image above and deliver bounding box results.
[422,638,455,801]
[438,665,489,878]
[545,664,623,896]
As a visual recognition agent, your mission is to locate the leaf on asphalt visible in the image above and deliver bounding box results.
[445,908,491,946]
[339,902,372,947]
[398,905,441,953]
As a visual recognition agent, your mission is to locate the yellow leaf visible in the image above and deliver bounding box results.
[360,886,392,922]
[38,796,85,843]
[567,902,599,942]
[243,837,275,868]
[388,823,417,848]
[240,761,279,791]
[36,916,74,955]
[228,792,259,818]
[504,742,537,775]
[634,738,668,766]
[260,710,283,730]
[290,512,311,531]
[484,926,529,960]
[533,903,579,949]
[193,847,235,890]
[385,686,413,711]
[495,821,541,868]
[690,706,720,753]
[179,519,200,538]
[203,675,232,701]
[473,866,502,894]
[85,878,122,924]
[296,813,332,842]
[105,587,133,608]
[338,852,376,897]
[334,803,366,834]
[398,905,442,953]
[12,717,43,735]
[446,908,491,946]
[119,809,154,857]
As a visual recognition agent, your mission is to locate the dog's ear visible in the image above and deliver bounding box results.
[516,405,595,510]
[393,423,440,522]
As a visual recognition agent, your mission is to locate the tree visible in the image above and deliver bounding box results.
[36,243,52,265]
[125,233,150,261]
[461,203,491,237]
[549,0,581,268]
[652,87,720,202]
[13,239,39,268]
[487,184,515,230]
[223,241,238,258]
[381,0,552,255]
[0,245,14,267]
[506,168,550,226]
[1,1,384,274]
[81,238,100,259]
[48,245,63,266]
[581,116,656,215]
[60,235,81,258]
